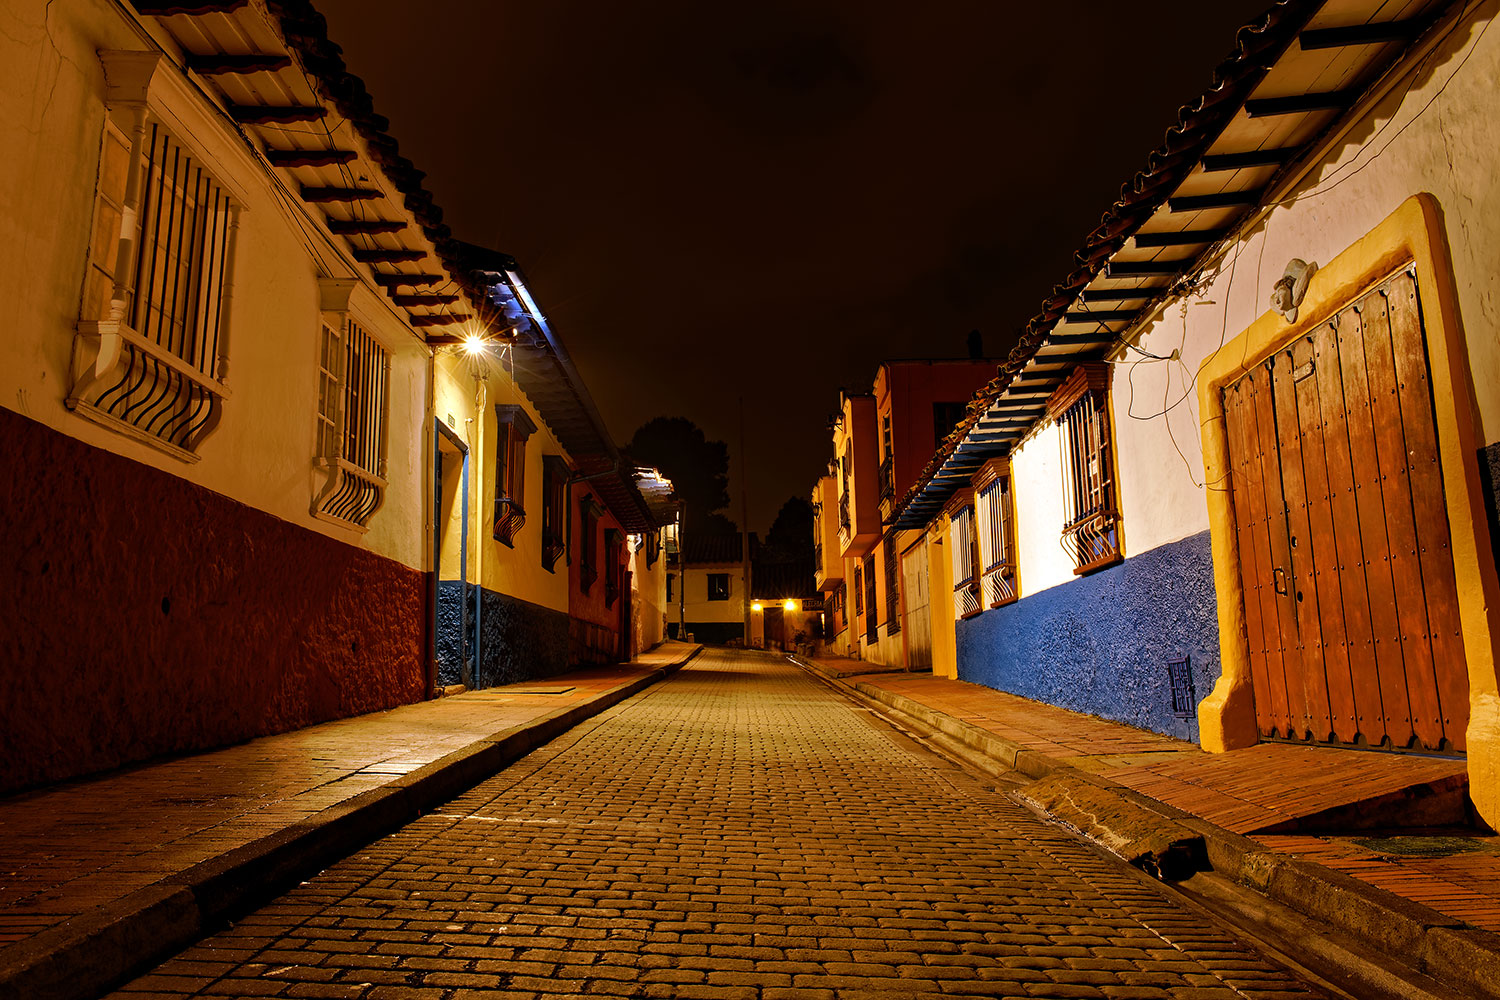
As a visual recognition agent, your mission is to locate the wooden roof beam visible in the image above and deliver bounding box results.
[185,53,291,75]
[1045,332,1117,346]
[1200,147,1301,172]
[355,249,427,264]
[1167,188,1264,212]
[1105,260,1184,278]
[391,293,460,307]
[1059,310,1137,324]
[134,1,246,13]
[1300,19,1424,50]
[266,148,357,168]
[1133,229,1227,248]
[373,273,445,288]
[1081,288,1158,302]
[1244,90,1358,118]
[302,185,382,202]
[325,218,406,236]
[231,104,326,125]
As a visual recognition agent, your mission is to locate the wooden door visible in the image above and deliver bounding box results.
[902,539,932,669]
[1222,268,1466,752]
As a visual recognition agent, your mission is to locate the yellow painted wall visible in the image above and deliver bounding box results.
[682,563,748,625]
[631,535,668,654]
[432,354,570,614]
[928,515,957,679]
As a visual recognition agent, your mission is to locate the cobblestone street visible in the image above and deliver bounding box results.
[111,650,1327,1000]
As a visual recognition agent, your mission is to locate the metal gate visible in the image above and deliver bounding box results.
[902,538,932,669]
[1222,268,1466,751]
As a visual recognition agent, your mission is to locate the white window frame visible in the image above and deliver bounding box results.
[311,279,390,531]
[68,51,251,461]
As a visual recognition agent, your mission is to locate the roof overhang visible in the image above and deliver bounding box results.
[894,0,1460,529]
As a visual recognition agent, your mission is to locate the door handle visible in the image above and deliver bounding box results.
[1273,567,1288,595]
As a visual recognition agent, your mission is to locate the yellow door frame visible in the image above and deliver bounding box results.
[1194,194,1500,827]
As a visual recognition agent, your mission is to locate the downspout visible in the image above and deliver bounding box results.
[470,375,487,689]
[424,346,438,699]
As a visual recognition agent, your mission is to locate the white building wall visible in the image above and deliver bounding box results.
[1009,420,1078,598]
[0,0,434,572]
[1112,5,1500,557]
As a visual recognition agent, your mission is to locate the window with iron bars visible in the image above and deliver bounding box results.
[493,405,537,546]
[1049,364,1121,573]
[604,528,623,607]
[974,459,1017,608]
[948,493,982,620]
[883,531,901,635]
[541,455,570,571]
[312,317,390,529]
[863,554,878,644]
[852,564,863,616]
[70,116,238,458]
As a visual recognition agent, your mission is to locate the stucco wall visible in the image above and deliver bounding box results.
[682,564,748,625]
[0,0,432,574]
[631,539,668,655]
[433,359,572,615]
[1115,4,1500,564]
[1009,420,1080,598]
[0,408,426,793]
[957,530,1220,741]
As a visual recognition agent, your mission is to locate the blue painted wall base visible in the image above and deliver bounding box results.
[436,581,571,688]
[956,529,1220,742]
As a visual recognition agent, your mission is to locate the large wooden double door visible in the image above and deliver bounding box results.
[1223,268,1467,752]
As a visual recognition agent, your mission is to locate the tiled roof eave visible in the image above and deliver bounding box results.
[891,0,1327,527]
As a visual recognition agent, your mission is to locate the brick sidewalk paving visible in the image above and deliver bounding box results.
[109,648,1329,999]
[826,663,1500,935]
[0,643,696,954]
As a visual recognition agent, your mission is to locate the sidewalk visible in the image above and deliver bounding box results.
[0,642,700,1000]
[798,653,1500,993]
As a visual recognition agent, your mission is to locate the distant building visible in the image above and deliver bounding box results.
[678,534,751,645]
[811,360,1001,665]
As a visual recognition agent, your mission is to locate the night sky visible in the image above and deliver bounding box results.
[315,1,1271,533]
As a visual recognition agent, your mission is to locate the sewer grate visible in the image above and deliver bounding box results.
[1350,835,1488,858]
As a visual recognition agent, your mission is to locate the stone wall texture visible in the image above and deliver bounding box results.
[0,408,426,794]
[955,530,1221,742]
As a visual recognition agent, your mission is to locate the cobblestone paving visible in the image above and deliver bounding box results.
[110,650,1327,999]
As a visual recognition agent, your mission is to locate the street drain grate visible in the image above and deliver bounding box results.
[1350,835,1488,858]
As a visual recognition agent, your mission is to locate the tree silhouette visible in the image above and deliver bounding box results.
[626,417,736,536]
[764,496,814,563]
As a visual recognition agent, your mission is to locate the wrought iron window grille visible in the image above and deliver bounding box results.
[541,455,570,570]
[311,306,390,530]
[69,90,240,461]
[493,404,537,546]
[1049,364,1122,574]
[974,459,1018,608]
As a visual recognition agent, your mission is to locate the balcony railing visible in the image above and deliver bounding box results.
[878,456,894,502]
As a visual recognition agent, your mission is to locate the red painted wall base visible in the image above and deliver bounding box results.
[0,407,426,795]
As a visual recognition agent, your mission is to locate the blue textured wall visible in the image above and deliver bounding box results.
[436,581,570,688]
[955,529,1220,742]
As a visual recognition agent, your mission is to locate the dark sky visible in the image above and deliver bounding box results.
[315,0,1271,533]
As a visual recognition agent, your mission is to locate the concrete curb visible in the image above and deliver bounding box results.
[788,657,1500,1000]
[0,646,702,1000]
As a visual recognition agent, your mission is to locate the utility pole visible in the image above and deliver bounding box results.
[739,396,751,646]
